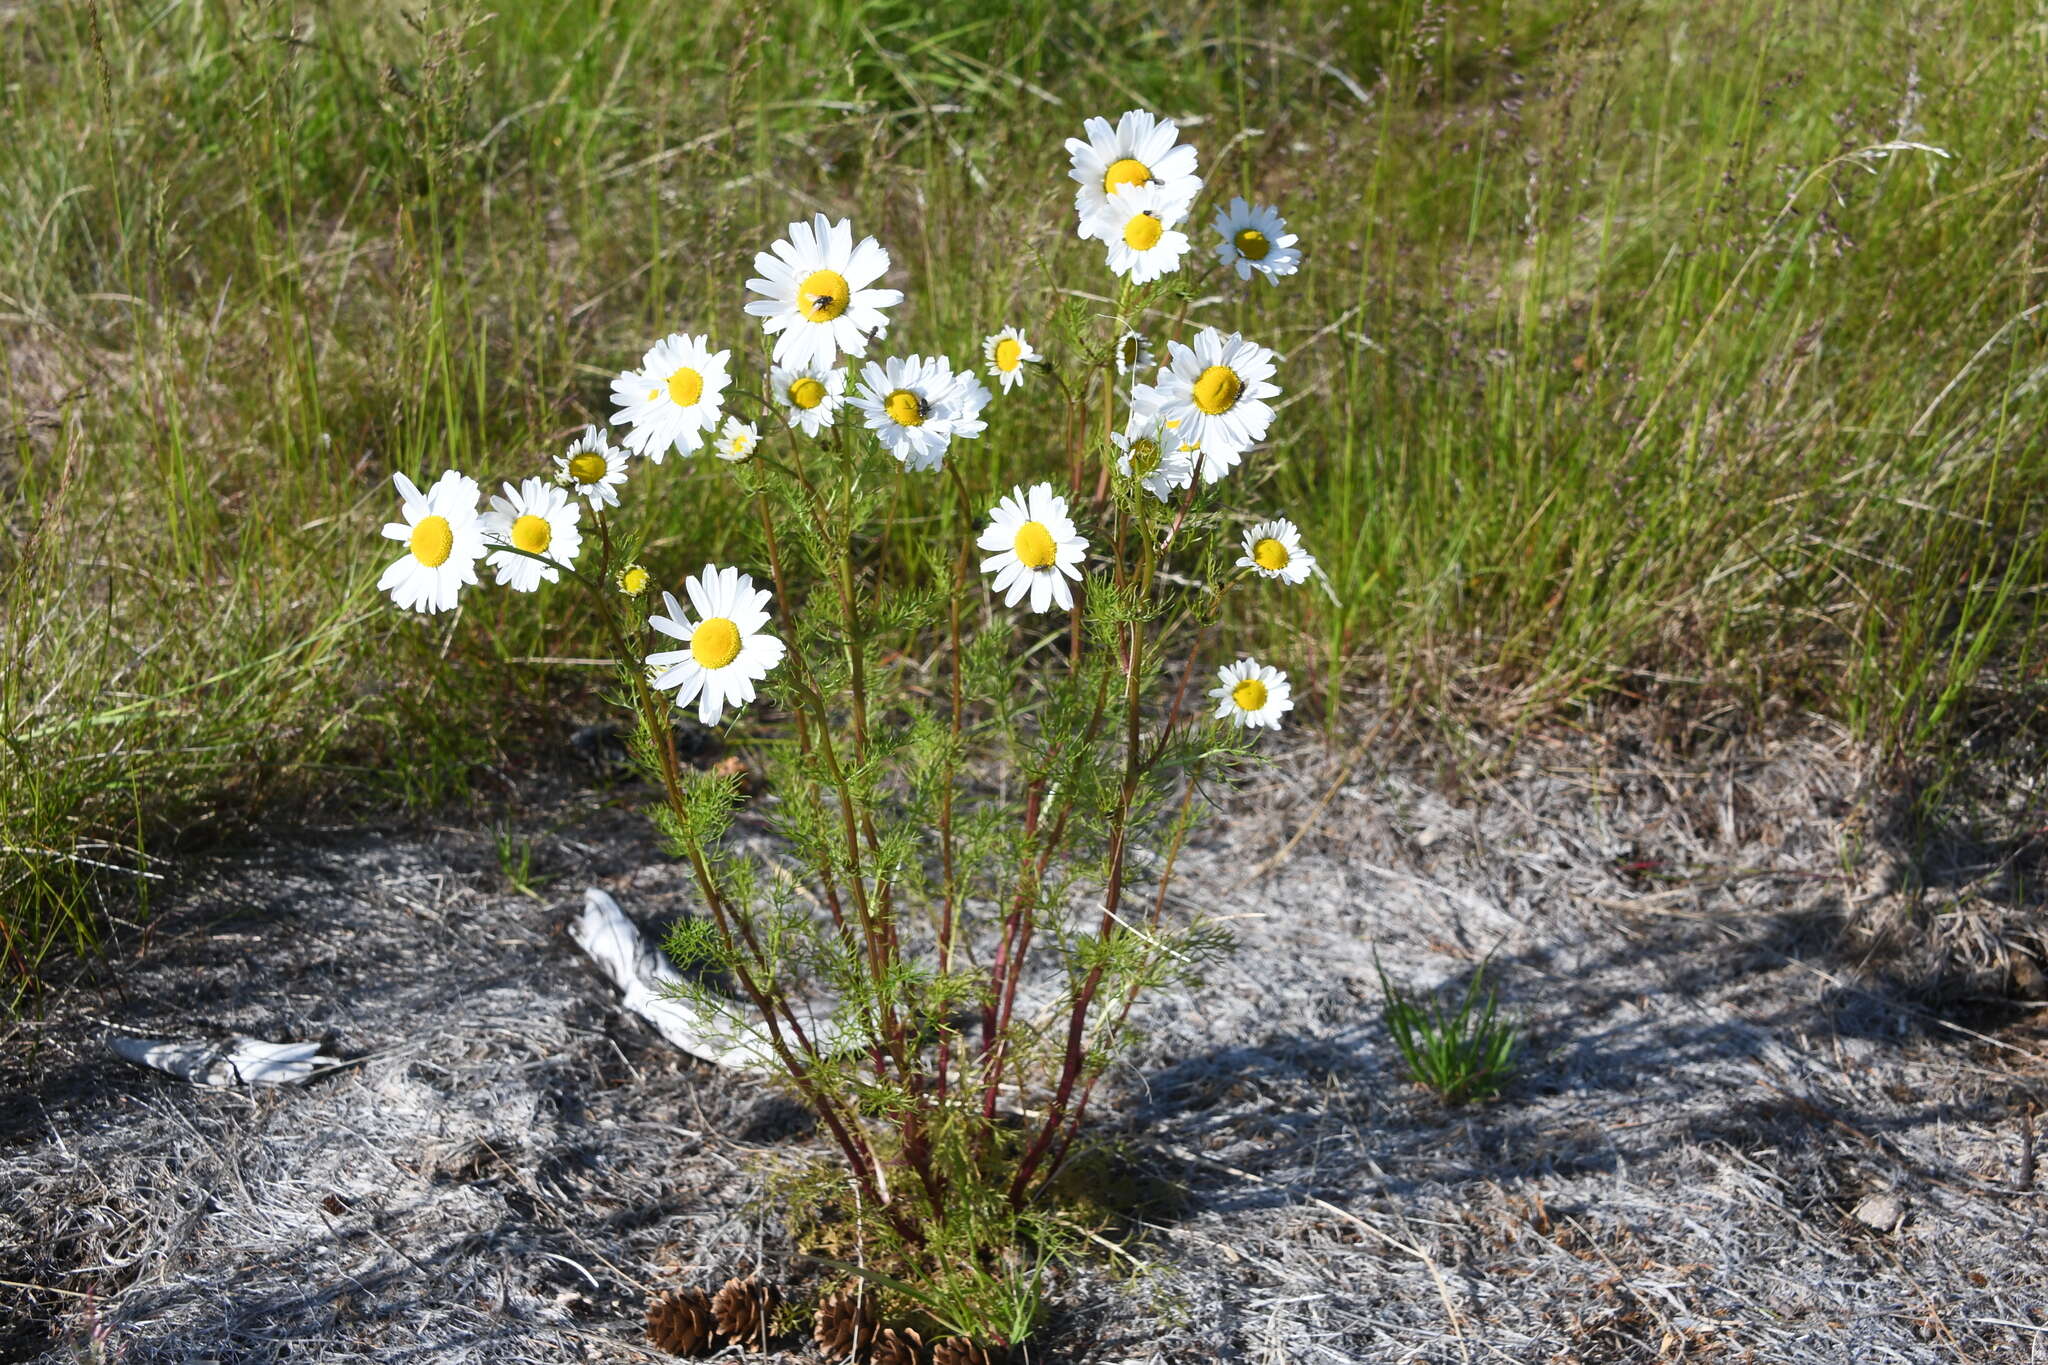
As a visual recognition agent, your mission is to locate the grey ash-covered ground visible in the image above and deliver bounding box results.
[4,719,2045,1363]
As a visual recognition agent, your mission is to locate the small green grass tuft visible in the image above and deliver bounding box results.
[493,828,546,899]
[1378,956,1521,1105]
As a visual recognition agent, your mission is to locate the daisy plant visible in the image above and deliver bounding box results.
[369,108,1311,1347]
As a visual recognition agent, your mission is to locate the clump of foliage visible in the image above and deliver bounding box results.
[362,103,1317,1341]
[1378,957,1521,1105]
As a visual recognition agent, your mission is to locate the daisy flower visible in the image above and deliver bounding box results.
[1102,182,1191,284]
[978,482,1086,614]
[1212,197,1302,284]
[378,470,484,614]
[610,333,731,462]
[1065,109,1201,242]
[615,563,651,598]
[1111,421,1197,502]
[947,365,994,429]
[646,564,787,727]
[715,416,760,463]
[1236,517,1315,584]
[983,326,1041,393]
[1133,327,1280,477]
[850,354,991,472]
[1114,328,1155,379]
[745,214,903,372]
[554,426,629,508]
[771,362,847,437]
[481,476,582,593]
[1210,658,1293,731]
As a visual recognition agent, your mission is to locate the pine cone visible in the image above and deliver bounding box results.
[930,1338,995,1365]
[645,1287,717,1356]
[813,1290,878,1361]
[711,1274,781,1352]
[871,1326,926,1365]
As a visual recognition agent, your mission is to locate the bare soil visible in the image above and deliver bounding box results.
[4,719,2045,1364]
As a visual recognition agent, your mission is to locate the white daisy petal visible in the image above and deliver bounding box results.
[1236,517,1316,584]
[645,563,785,729]
[1140,327,1280,476]
[977,482,1088,616]
[378,468,484,615]
[1067,108,1202,241]
[554,426,630,509]
[1208,658,1294,731]
[715,415,760,463]
[610,334,730,462]
[745,218,902,372]
[478,476,582,592]
[981,326,1042,393]
[1100,181,1192,284]
[850,353,989,472]
[770,361,847,437]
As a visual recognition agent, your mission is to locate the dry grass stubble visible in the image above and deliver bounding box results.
[3,717,2043,1362]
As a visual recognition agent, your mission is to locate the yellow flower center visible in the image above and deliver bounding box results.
[1103,157,1151,193]
[1231,677,1268,712]
[1125,437,1161,477]
[1252,537,1289,572]
[691,617,742,669]
[667,366,704,407]
[1122,212,1164,251]
[884,389,927,426]
[993,337,1023,372]
[788,375,828,409]
[409,515,454,568]
[1192,364,1242,415]
[617,565,649,597]
[510,514,552,554]
[1013,521,1058,569]
[798,269,851,322]
[1234,228,1271,261]
[567,451,607,484]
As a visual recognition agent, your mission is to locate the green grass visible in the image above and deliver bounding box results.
[3,0,2044,993]
[1378,956,1520,1105]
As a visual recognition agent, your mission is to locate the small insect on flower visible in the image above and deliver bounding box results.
[1135,327,1281,479]
[1111,421,1196,502]
[715,417,760,463]
[770,363,847,438]
[615,563,651,598]
[1236,517,1315,584]
[982,326,1042,393]
[554,426,630,508]
[850,354,991,473]
[1065,109,1202,242]
[745,214,903,373]
[1210,658,1293,731]
[481,477,583,593]
[611,333,732,462]
[646,564,787,727]
[1212,198,1302,284]
[378,470,484,614]
[978,482,1087,614]
[1102,183,1192,285]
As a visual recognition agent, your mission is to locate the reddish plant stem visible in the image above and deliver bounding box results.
[597,580,906,1236]
[1036,766,1203,1189]
[979,780,1042,1059]
[935,472,976,1101]
[1009,480,1152,1203]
